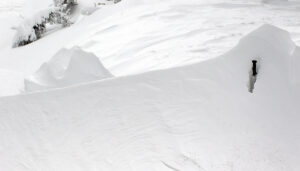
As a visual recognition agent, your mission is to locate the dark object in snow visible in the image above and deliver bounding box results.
[33,23,46,39]
[252,60,257,76]
[249,60,258,93]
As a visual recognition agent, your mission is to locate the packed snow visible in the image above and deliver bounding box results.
[25,46,113,92]
[0,0,299,170]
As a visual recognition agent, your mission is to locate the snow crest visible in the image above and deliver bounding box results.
[230,24,299,86]
[24,46,113,92]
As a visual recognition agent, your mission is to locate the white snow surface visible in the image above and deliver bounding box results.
[0,24,299,171]
[21,0,52,17]
[24,46,113,92]
[0,69,24,96]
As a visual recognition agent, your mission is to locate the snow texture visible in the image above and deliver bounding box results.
[24,46,113,92]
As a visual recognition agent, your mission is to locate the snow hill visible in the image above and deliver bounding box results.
[0,24,299,171]
[24,47,113,92]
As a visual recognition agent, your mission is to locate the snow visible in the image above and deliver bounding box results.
[0,0,299,170]
[0,24,299,171]
[1,0,300,84]
[0,69,24,96]
[25,46,113,92]
[21,0,52,17]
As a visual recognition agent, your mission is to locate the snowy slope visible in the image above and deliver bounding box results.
[0,25,299,171]
[1,0,300,96]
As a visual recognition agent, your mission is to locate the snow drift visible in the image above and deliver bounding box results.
[24,46,113,92]
[0,24,299,171]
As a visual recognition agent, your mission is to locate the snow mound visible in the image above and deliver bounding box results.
[229,24,300,85]
[239,24,295,54]
[24,46,113,92]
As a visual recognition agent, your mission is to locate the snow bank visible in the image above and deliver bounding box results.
[24,46,113,92]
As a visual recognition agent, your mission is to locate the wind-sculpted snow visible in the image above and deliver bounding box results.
[0,25,299,171]
[24,46,113,92]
